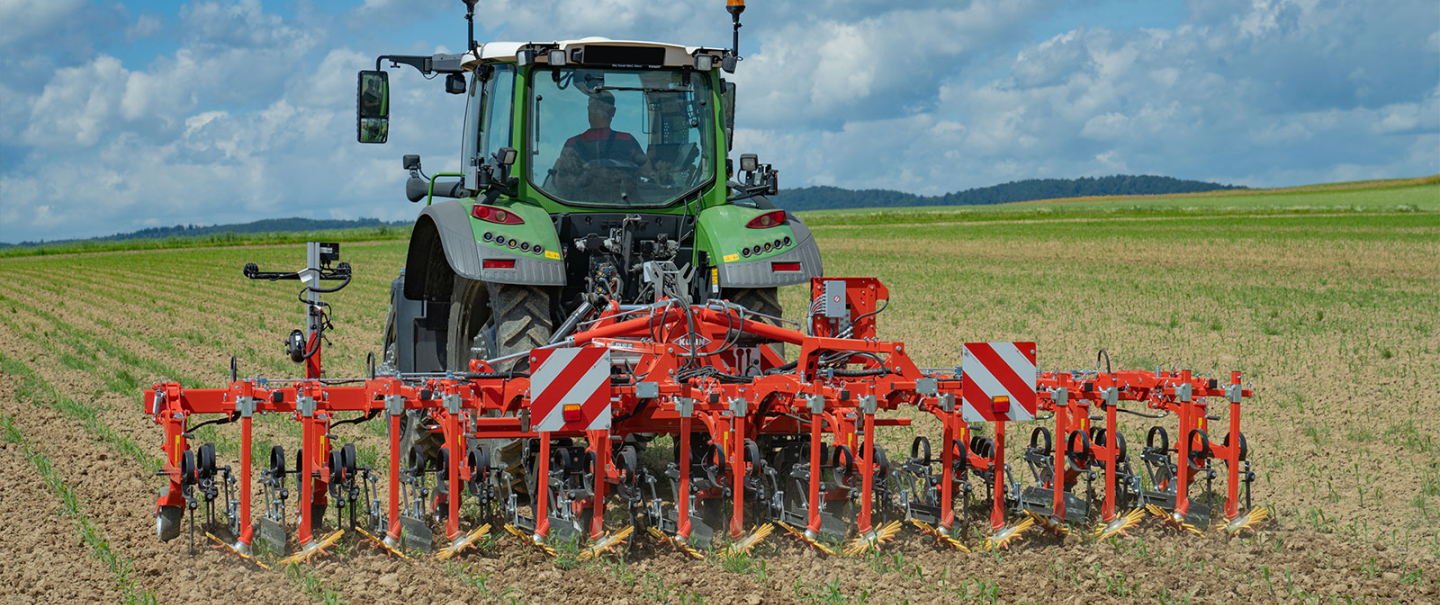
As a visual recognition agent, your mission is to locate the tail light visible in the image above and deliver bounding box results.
[745,210,787,229]
[472,204,524,225]
[991,395,1010,414]
[563,403,583,422]
[483,259,515,269]
[771,262,801,272]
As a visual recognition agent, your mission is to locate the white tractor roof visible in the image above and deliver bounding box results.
[461,38,724,71]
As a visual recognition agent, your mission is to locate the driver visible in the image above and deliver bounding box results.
[550,91,651,199]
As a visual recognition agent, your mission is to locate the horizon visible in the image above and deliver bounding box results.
[2,0,1436,242]
[0,172,1254,246]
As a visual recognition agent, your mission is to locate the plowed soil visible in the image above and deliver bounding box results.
[1,202,1438,603]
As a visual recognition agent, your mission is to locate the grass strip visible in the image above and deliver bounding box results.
[1,353,162,471]
[0,412,161,605]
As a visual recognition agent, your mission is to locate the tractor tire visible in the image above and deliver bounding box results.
[448,279,551,373]
[380,299,399,373]
[448,278,553,500]
[723,287,784,361]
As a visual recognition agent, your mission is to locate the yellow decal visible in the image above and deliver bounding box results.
[174,436,182,464]
[545,250,561,260]
[723,254,739,263]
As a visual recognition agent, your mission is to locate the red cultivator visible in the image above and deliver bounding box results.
[145,244,1265,564]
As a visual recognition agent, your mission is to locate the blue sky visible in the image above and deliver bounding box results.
[1,0,1436,242]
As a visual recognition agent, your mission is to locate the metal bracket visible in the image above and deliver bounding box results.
[859,394,877,415]
[236,396,255,418]
[1225,384,1242,404]
[806,394,825,415]
[1176,383,1192,402]
[636,382,660,399]
[915,378,938,396]
[298,395,316,417]
[938,392,955,413]
[444,393,461,414]
[152,391,165,416]
[677,398,695,418]
[1102,387,1119,408]
[1052,387,1068,407]
[729,398,747,417]
[385,395,406,416]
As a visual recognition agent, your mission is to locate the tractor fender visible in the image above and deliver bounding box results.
[700,207,823,288]
[404,200,564,301]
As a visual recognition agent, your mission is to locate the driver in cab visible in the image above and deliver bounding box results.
[550,90,651,200]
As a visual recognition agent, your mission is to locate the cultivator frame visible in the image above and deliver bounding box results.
[146,245,1264,565]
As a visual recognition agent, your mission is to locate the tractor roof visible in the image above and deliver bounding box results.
[460,38,724,71]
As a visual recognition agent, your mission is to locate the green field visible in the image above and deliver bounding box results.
[1,178,1436,603]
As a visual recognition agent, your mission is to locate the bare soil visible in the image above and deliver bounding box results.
[1,219,1437,603]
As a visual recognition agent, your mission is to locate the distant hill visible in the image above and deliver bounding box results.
[0,175,1245,248]
[0,217,408,249]
[772,175,1245,212]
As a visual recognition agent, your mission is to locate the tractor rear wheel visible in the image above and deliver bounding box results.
[448,278,553,502]
[723,287,784,361]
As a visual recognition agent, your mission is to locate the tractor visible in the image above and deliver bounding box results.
[357,0,820,515]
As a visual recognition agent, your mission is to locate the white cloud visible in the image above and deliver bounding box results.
[0,0,1436,243]
[126,14,162,40]
[0,0,87,48]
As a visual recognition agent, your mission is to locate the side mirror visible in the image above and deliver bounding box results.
[357,70,389,144]
[445,73,466,95]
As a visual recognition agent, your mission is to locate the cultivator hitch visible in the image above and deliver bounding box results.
[144,247,1265,564]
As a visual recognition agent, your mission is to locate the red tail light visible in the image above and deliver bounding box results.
[745,210,787,229]
[562,403,583,422]
[771,262,801,272]
[472,204,524,225]
[482,259,515,269]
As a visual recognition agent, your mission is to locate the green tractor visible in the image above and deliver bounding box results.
[358,1,820,379]
[358,1,822,516]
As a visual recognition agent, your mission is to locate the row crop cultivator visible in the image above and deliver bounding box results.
[145,243,1267,566]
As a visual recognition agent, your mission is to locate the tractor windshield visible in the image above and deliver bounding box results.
[530,67,715,207]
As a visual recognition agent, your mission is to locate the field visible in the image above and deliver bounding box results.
[1,180,1437,604]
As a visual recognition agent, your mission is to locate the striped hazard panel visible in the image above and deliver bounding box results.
[530,347,612,432]
[960,342,1037,423]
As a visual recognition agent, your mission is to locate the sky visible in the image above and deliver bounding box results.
[0,0,1436,242]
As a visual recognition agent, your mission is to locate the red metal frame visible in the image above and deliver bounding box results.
[145,276,1256,559]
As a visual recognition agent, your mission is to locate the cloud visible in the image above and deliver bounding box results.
[0,0,89,48]
[0,0,1436,243]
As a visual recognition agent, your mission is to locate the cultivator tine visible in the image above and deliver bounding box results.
[205,532,272,570]
[580,526,635,561]
[1216,506,1269,536]
[356,526,409,559]
[1092,509,1146,540]
[1146,504,1203,536]
[436,523,491,561]
[1022,510,1071,538]
[981,516,1035,551]
[647,526,706,559]
[277,529,345,565]
[910,519,969,551]
[777,522,835,556]
[842,520,903,557]
[726,523,773,556]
